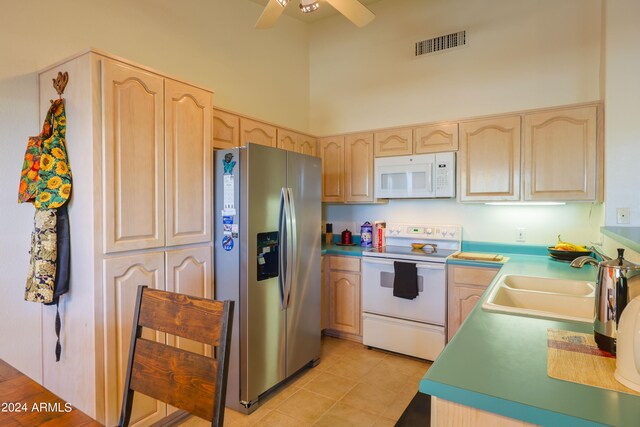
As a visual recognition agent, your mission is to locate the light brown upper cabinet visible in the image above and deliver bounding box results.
[523,105,599,201]
[319,136,345,202]
[374,127,413,157]
[164,80,212,247]
[240,117,276,147]
[298,134,318,157]
[345,133,375,202]
[102,60,166,253]
[277,128,298,151]
[103,60,212,253]
[459,116,521,202]
[415,123,459,153]
[211,109,239,149]
[374,123,458,157]
[277,129,318,156]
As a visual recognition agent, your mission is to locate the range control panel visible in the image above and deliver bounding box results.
[385,223,461,241]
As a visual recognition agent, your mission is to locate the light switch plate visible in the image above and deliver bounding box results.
[617,208,631,224]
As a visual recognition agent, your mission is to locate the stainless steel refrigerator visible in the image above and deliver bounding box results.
[214,143,321,413]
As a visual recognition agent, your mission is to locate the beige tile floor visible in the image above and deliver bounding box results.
[180,336,432,426]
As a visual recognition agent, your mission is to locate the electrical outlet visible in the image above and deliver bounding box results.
[516,228,526,242]
[617,208,630,224]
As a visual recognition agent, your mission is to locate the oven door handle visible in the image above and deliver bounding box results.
[362,258,445,270]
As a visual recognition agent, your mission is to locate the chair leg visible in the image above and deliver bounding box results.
[118,285,147,426]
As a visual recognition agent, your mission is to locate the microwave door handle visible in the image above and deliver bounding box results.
[427,162,434,194]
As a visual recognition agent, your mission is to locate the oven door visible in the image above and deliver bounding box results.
[362,257,445,325]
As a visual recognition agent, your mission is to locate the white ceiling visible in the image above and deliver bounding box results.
[248,0,381,23]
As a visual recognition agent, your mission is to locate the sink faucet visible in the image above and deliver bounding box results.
[570,246,610,268]
[570,256,599,268]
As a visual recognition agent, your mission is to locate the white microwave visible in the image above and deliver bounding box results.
[374,152,455,199]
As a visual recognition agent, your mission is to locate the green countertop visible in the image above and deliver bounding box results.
[420,253,640,426]
[321,242,369,257]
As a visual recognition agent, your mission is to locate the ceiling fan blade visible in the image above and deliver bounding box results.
[255,0,287,29]
[325,0,375,27]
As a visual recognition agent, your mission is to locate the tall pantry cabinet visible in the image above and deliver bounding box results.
[37,50,213,426]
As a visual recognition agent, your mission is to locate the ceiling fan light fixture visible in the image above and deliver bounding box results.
[275,0,289,7]
[299,0,320,13]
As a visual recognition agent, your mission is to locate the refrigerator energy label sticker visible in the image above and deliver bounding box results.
[222,236,234,251]
[222,175,236,216]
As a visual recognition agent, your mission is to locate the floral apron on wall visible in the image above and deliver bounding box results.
[19,98,72,361]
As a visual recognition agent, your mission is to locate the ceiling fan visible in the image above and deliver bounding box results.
[256,0,375,29]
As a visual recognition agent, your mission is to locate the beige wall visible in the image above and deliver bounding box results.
[603,0,640,226]
[312,0,605,246]
[0,0,310,380]
[309,0,602,135]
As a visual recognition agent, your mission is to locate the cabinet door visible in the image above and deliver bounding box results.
[447,265,498,341]
[298,134,318,157]
[459,116,521,201]
[523,105,598,201]
[374,128,413,157]
[104,252,166,427]
[448,285,484,341]
[212,109,239,149]
[319,137,345,202]
[414,123,459,153]
[328,271,361,335]
[165,80,212,247]
[102,60,165,253]
[345,133,374,202]
[240,117,276,147]
[165,246,213,356]
[277,128,298,151]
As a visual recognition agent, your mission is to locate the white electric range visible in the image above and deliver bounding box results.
[361,223,461,361]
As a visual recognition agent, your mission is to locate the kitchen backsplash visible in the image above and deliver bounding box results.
[323,199,604,246]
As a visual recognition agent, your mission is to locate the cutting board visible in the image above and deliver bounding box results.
[547,329,640,396]
[450,251,506,262]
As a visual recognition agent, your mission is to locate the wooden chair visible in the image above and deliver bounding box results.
[118,286,234,427]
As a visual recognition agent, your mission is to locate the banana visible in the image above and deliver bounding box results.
[554,235,588,252]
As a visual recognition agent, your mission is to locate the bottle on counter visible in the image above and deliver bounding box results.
[360,221,372,247]
[373,220,386,248]
[325,223,333,244]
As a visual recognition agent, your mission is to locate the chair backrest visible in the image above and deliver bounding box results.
[118,286,234,427]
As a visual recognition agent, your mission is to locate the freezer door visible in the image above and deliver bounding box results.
[285,151,322,375]
[243,144,288,402]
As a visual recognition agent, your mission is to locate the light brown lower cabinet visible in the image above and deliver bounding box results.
[104,252,167,426]
[432,397,538,426]
[325,256,362,339]
[447,264,499,341]
[103,245,213,425]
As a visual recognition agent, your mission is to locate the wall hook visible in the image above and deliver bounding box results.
[53,72,69,98]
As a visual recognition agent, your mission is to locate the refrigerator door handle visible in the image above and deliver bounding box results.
[278,187,289,310]
[283,188,297,309]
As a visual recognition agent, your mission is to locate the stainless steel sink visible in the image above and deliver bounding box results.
[482,275,595,323]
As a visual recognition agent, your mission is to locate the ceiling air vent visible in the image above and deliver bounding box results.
[415,30,467,57]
